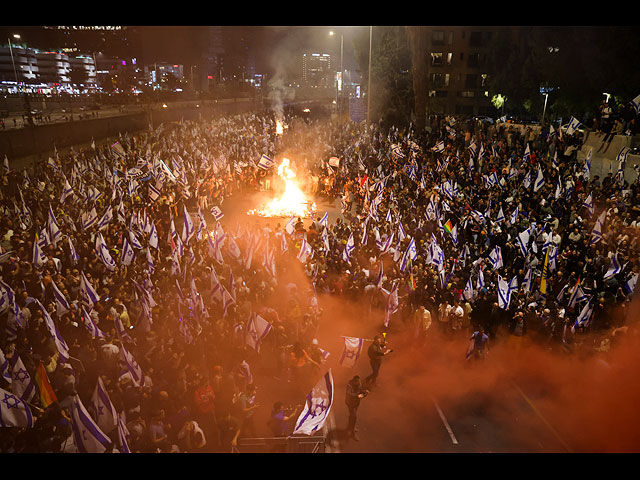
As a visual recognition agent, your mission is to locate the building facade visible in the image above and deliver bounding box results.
[424,26,502,117]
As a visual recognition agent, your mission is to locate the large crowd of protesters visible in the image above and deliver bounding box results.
[0,98,638,453]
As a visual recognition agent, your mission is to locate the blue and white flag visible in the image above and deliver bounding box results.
[400,237,417,272]
[96,233,117,272]
[583,149,592,180]
[477,267,485,290]
[97,206,113,231]
[623,273,638,296]
[343,232,355,263]
[571,300,594,334]
[257,154,275,170]
[431,140,445,153]
[463,276,475,302]
[80,271,100,308]
[81,207,99,230]
[148,222,159,249]
[376,260,384,289]
[0,386,34,428]
[119,345,145,388]
[47,206,62,245]
[319,212,328,229]
[510,206,519,225]
[496,206,505,224]
[120,237,135,267]
[245,313,272,353]
[517,228,530,256]
[210,206,224,222]
[521,268,534,295]
[497,275,511,310]
[36,300,70,364]
[71,395,112,453]
[565,116,581,136]
[590,210,606,245]
[603,253,621,281]
[148,183,161,202]
[534,166,545,192]
[298,236,313,264]
[631,93,640,114]
[82,307,106,340]
[339,337,365,368]
[91,376,118,435]
[51,280,71,317]
[284,215,296,236]
[378,232,394,255]
[488,246,503,270]
[293,369,334,436]
[385,282,399,327]
[10,355,36,403]
[522,170,532,189]
[182,206,195,244]
[583,193,594,217]
[0,348,11,384]
[117,412,131,453]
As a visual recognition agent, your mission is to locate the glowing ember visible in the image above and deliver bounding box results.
[248,158,316,218]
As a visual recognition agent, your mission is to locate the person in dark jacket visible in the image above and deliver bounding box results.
[345,375,368,441]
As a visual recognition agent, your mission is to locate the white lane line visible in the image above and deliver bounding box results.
[432,397,459,445]
[510,380,572,453]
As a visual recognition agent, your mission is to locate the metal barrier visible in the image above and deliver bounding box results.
[232,435,326,453]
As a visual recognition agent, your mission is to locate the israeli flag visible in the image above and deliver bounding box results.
[319,212,328,228]
[534,166,545,192]
[82,307,106,340]
[10,355,36,403]
[523,170,531,189]
[95,234,116,272]
[0,386,34,428]
[81,207,99,230]
[119,344,145,388]
[37,300,70,364]
[339,337,365,368]
[431,141,445,153]
[91,376,118,435]
[120,237,135,267]
[583,193,594,217]
[463,276,475,302]
[603,253,621,281]
[496,206,505,224]
[51,280,70,317]
[623,273,638,295]
[97,206,113,231]
[47,206,62,245]
[245,313,272,353]
[497,275,511,310]
[385,282,399,327]
[284,215,296,235]
[148,183,161,202]
[517,228,530,256]
[521,268,534,294]
[400,237,417,272]
[210,206,224,222]
[488,246,503,270]
[71,395,112,453]
[148,222,158,249]
[343,232,355,263]
[298,237,313,264]
[590,210,606,245]
[510,206,519,225]
[257,154,275,170]
[293,369,334,436]
[565,116,581,136]
[477,267,485,290]
[571,300,594,334]
[80,271,100,308]
[378,232,395,255]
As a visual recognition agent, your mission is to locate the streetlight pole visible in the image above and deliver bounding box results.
[541,92,549,125]
[367,26,372,124]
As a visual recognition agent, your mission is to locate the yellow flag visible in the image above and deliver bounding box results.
[540,248,550,295]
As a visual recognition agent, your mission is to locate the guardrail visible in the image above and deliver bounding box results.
[232,435,326,453]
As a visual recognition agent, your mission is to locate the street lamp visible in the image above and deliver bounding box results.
[367,26,372,124]
[329,30,344,115]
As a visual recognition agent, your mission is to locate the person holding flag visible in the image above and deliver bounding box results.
[364,335,393,389]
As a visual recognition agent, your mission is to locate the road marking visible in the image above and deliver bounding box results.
[510,380,572,453]
[432,397,459,445]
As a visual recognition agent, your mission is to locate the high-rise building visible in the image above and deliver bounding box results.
[302,52,333,88]
[423,26,502,116]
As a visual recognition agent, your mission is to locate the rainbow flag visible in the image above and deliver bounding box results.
[35,361,57,408]
[408,273,416,291]
[443,220,453,234]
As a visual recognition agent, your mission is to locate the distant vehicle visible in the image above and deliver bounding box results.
[473,116,494,124]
